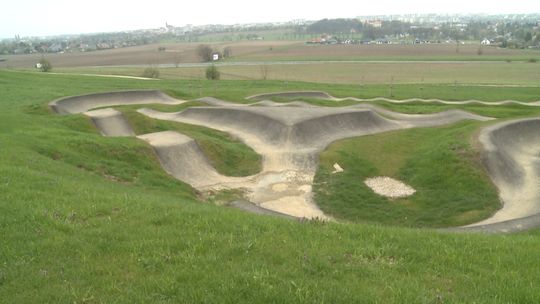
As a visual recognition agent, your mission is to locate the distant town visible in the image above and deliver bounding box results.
[1,14,539,55]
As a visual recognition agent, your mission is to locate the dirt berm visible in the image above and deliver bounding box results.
[49,89,183,114]
[467,118,540,227]
[247,91,333,101]
[138,131,249,189]
[247,90,540,107]
[84,108,134,137]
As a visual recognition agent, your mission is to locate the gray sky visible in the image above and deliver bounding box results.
[2,0,540,38]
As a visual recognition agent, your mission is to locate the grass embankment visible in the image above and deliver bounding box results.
[2,70,540,302]
[314,122,500,227]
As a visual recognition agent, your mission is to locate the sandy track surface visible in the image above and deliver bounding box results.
[137,131,251,189]
[466,118,540,227]
[84,108,134,137]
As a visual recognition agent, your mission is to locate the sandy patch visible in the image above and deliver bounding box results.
[364,176,416,198]
[271,183,289,192]
[332,163,344,173]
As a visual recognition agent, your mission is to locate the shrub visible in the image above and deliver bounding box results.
[223,46,232,58]
[197,44,214,62]
[142,67,160,78]
[205,65,220,80]
[38,58,52,72]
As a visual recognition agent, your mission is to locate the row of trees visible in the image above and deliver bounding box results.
[196,44,233,62]
[306,18,540,46]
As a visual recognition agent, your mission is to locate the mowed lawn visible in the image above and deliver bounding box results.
[1,70,540,302]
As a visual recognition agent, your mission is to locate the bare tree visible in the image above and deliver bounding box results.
[223,46,232,58]
[260,65,269,80]
[197,44,214,62]
[173,53,182,68]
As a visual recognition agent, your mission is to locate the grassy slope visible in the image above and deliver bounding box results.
[1,70,540,302]
[314,122,500,227]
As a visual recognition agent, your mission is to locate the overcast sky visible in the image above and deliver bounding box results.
[2,0,540,38]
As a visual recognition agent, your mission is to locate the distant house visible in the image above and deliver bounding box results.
[96,43,111,50]
[365,20,383,28]
[49,43,63,53]
[481,38,492,45]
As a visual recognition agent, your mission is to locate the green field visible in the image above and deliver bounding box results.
[2,70,540,302]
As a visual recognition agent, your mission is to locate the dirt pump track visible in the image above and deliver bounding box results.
[49,90,540,232]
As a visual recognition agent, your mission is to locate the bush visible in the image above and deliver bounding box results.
[223,46,232,58]
[142,67,160,78]
[197,44,214,62]
[528,58,537,63]
[38,58,52,72]
[205,65,220,80]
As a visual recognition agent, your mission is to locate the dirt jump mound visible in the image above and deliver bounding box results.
[247,91,333,101]
[49,89,184,114]
[84,108,134,137]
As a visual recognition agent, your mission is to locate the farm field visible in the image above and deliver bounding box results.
[0,41,298,69]
[54,60,540,85]
[231,43,540,62]
[3,42,540,71]
[2,70,540,302]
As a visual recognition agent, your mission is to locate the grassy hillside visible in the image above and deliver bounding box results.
[1,70,540,302]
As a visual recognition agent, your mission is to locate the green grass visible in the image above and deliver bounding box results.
[314,122,500,227]
[2,70,540,302]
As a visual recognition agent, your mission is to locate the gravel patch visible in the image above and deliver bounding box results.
[364,176,416,198]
